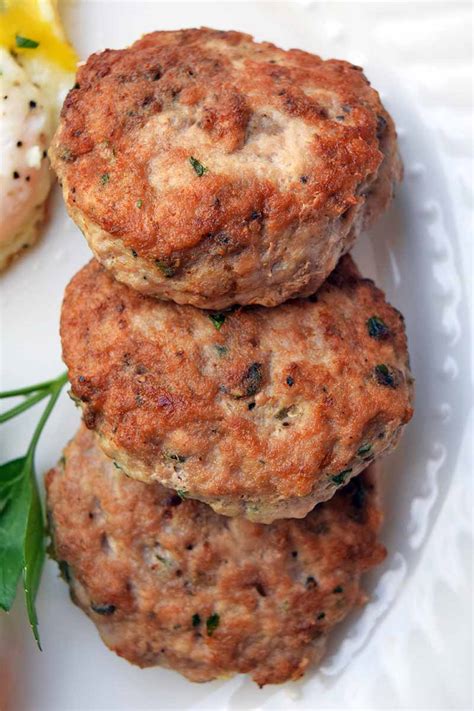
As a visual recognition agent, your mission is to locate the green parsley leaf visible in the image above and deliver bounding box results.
[206,612,220,636]
[136,199,143,209]
[176,489,187,500]
[192,613,201,627]
[357,443,372,456]
[0,454,44,646]
[0,458,30,612]
[0,372,67,646]
[100,173,110,185]
[189,156,208,177]
[15,35,40,49]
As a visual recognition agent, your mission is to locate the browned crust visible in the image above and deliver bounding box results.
[60,256,413,521]
[46,426,386,686]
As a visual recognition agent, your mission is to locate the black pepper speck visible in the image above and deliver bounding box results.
[91,603,116,615]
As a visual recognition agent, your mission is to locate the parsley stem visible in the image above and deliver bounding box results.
[26,376,68,461]
[0,390,50,424]
[0,372,67,399]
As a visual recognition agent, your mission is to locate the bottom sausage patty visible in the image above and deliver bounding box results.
[46,426,386,686]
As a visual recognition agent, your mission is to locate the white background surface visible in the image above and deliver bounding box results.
[0,2,472,710]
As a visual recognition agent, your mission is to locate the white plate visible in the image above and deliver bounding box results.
[0,2,472,709]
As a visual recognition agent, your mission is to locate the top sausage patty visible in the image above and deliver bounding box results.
[50,28,402,309]
[60,255,413,522]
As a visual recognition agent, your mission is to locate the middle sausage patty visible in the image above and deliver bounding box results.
[60,255,413,522]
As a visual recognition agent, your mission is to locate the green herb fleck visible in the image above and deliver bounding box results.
[58,146,75,162]
[163,452,187,464]
[374,364,397,388]
[331,469,352,486]
[100,173,110,185]
[206,612,220,636]
[208,312,226,331]
[192,613,201,627]
[333,585,344,594]
[231,362,263,399]
[131,249,138,258]
[91,603,116,615]
[176,489,187,500]
[155,260,175,278]
[136,199,143,209]
[58,560,71,583]
[367,316,390,339]
[155,554,173,567]
[275,406,292,420]
[357,443,372,456]
[113,461,123,470]
[317,612,325,620]
[15,35,39,49]
[189,156,208,177]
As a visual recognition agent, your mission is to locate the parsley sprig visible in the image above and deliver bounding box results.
[0,372,67,647]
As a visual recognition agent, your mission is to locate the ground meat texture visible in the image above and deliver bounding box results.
[45,426,386,686]
[50,27,402,309]
[60,255,414,522]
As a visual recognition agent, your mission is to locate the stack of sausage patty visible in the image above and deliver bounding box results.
[47,28,413,686]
